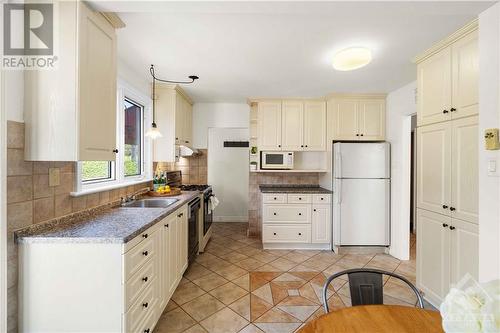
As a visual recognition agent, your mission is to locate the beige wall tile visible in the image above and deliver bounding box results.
[33,174,54,199]
[33,161,50,175]
[99,191,110,204]
[109,189,121,201]
[55,194,72,217]
[7,201,33,232]
[7,255,18,289]
[72,195,87,212]
[7,121,24,149]
[7,285,18,333]
[7,176,33,204]
[52,161,75,173]
[33,197,55,223]
[86,193,100,208]
[7,149,32,176]
[55,172,74,195]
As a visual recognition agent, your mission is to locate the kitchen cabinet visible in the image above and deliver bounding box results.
[417,209,478,307]
[24,1,117,161]
[417,116,478,224]
[416,26,478,126]
[153,84,193,162]
[304,101,327,151]
[330,96,386,141]
[19,204,190,332]
[262,193,331,249]
[258,101,282,151]
[281,101,304,151]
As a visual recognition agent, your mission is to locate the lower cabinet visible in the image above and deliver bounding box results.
[19,203,190,332]
[416,208,478,307]
[262,193,331,249]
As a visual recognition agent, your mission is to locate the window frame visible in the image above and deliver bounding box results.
[74,79,152,195]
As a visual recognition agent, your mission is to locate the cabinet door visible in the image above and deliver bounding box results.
[332,99,359,140]
[450,218,478,285]
[168,214,179,294]
[417,209,451,303]
[184,101,193,146]
[358,99,385,141]
[160,214,175,310]
[153,88,176,162]
[258,101,282,151]
[175,94,184,145]
[311,205,331,243]
[304,101,327,151]
[451,116,478,224]
[417,122,452,215]
[177,207,189,274]
[452,31,478,120]
[78,3,117,161]
[281,101,304,151]
[417,47,452,126]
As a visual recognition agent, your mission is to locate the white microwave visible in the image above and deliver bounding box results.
[261,151,294,169]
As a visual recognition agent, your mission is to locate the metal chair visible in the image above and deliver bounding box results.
[323,268,424,312]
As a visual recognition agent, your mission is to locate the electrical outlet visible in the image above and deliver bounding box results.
[49,168,60,187]
[488,158,500,177]
[484,128,500,150]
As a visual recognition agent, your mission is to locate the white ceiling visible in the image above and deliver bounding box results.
[90,1,494,102]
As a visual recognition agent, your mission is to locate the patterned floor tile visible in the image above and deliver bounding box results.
[210,282,249,305]
[254,308,301,323]
[172,282,207,305]
[239,324,264,333]
[233,273,250,291]
[216,264,248,280]
[254,322,302,333]
[183,324,208,333]
[181,293,226,322]
[192,272,229,292]
[229,294,251,321]
[185,263,213,281]
[200,307,249,333]
[155,307,197,333]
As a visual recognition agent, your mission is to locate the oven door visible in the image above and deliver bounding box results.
[204,193,213,235]
[188,197,200,263]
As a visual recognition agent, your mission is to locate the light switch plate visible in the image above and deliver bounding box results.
[488,158,500,177]
[49,168,60,187]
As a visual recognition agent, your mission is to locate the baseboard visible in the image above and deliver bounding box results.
[263,243,331,250]
[213,216,248,222]
[337,246,389,255]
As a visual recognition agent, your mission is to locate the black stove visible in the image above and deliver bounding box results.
[179,184,211,192]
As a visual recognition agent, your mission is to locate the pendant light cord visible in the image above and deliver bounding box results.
[149,65,199,85]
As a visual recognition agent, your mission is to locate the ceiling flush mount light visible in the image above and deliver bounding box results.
[146,65,199,139]
[332,47,372,71]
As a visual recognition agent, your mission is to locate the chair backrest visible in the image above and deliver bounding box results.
[322,268,424,313]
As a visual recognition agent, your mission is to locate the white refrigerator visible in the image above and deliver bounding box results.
[332,142,390,246]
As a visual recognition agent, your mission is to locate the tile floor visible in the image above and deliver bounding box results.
[154,223,420,333]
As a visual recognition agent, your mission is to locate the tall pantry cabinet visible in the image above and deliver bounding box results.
[415,21,479,307]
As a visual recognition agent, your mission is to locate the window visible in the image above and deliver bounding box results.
[76,81,152,194]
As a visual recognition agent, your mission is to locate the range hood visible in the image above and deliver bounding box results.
[179,144,200,157]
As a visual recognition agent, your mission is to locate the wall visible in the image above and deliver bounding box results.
[5,71,23,122]
[192,103,250,149]
[155,150,208,184]
[478,5,500,282]
[385,81,417,260]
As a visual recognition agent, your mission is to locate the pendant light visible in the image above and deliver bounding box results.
[146,64,199,139]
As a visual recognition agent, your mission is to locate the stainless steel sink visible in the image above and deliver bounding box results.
[122,198,179,208]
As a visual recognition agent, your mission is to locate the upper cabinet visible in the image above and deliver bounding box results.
[258,100,326,151]
[153,84,193,162]
[24,1,117,161]
[416,24,478,126]
[330,95,386,141]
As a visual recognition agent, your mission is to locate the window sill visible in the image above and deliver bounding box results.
[70,178,153,197]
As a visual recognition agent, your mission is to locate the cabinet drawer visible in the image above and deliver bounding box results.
[124,280,157,333]
[313,194,331,204]
[263,193,287,203]
[263,205,311,223]
[124,231,158,281]
[125,256,157,310]
[263,224,311,243]
[287,194,312,204]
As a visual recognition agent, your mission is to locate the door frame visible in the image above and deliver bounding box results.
[0,61,7,332]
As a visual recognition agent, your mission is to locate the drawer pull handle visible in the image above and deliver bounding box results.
[144,329,150,333]
[450,226,456,230]
[450,207,456,211]
[165,224,169,228]
[298,233,302,236]
[143,251,149,256]
[442,205,448,209]
[442,223,448,228]
[143,302,149,308]
[273,232,277,235]
[142,276,148,282]
[443,109,449,114]
[450,108,456,112]
[142,233,148,238]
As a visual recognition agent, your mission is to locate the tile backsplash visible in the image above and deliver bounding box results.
[154,149,208,185]
[5,121,149,333]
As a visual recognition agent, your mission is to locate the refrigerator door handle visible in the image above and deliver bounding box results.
[337,179,342,204]
[336,152,342,180]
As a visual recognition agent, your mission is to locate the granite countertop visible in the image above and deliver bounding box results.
[15,191,199,244]
[259,184,332,194]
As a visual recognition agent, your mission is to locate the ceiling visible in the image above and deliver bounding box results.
[90,1,494,103]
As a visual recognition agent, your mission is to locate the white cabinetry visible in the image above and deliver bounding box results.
[262,193,331,249]
[330,96,386,141]
[24,1,117,161]
[258,101,283,151]
[154,85,193,161]
[19,204,190,332]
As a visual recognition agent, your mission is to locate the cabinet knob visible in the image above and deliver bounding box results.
[450,207,456,211]
[443,110,449,114]
[298,197,302,200]
[273,212,277,216]
[360,134,364,136]
[313,209,317,212]
[142,302,149,308]
[185,140,190,144]
[164,224,169,228]
[112,149,119,153]
[278,145,281,148]
[144,329,150,333]
[142,251,148,256]
[178,213,184,217]
[450,108,456,112]
[274,197,277,200]
[142,233,148,238]
[450,226,456,230]
[298,233,302,236]
[273,232,277,235]
[305,145,308,147]
[321,198,324,200]
[442,205,448,209]
[298,213,302,216]
[301,145,304,148]
[356,134,360,136]
[176,137,179,140]
[442,223,448,228]
[142,276,148,282]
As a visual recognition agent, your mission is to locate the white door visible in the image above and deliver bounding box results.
[450,218,478,286]
[281,101,304,151]
[258,101,282,151]
[304,101,327,151]
[208,128,249,222]
[416,209,451,304]
[451,116,478,224]
[417,47,452,126]
[358,99,385,141]
[417,122,452,215]
[338,179,390,246]
[334,142,390,179]
[311,205,331,243]
[451,30,478,120]
[332,99,359,140]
